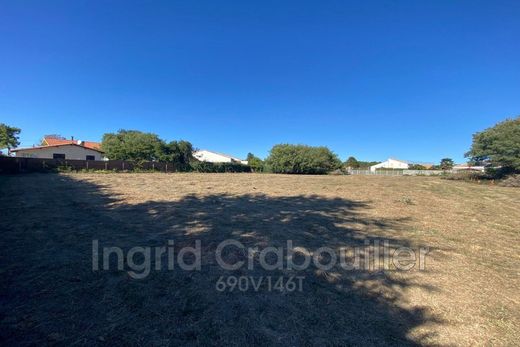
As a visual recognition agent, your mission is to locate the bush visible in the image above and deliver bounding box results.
[442,171,489,181]
[246,153,264,172]
[497,174,520,187]
[190,161,252,173]
[265,144,341,174]
[441,169,520,187]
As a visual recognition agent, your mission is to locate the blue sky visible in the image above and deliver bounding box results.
[1,0,519,162]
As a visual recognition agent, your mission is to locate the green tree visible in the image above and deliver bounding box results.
[409,164,427,170]
[344,156,360,168]
[265,144,341,174]
[466,116,520,172]
[246,153,264,172]
[101,130,166,162]
[440,158,454,170]
[102,130,194,165]
[159,140,194,165]
[0,123,21,154]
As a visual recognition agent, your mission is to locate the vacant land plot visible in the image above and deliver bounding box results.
[1,173,519,346]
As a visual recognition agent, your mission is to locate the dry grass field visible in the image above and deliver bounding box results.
[1,173,519,346]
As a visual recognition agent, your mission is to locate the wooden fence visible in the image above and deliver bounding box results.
[0,157,183,174]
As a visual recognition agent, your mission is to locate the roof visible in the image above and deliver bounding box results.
[378,158,433,166]
[11,143,104,153]
[194,149,244,161]
[43,137,101,150]
[388,157,410,164]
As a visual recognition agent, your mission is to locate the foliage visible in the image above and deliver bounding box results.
[466,116,520,172]
[159,140,193,169]
[440,158,454,170]
[265,144,342,174]
[497,174,520,187]
[357,160,380,169]
[442,171,489,182]
[190,161,251,173]
[101,130,193,166]
[246,153,264,172]
[408,164,427,170]
[344,156,360,168]
[0,123,21,151]
[102,130,163,161]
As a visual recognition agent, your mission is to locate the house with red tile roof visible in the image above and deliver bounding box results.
[11,136,104,160]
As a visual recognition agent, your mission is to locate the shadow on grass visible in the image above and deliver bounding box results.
[0,174,440,345]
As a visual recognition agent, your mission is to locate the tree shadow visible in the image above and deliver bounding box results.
[0,174,441,346]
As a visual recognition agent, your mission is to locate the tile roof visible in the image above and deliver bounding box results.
[43,137,101,150]
[11,143,104,153]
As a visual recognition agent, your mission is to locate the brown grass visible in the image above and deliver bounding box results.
[1,173,519,345]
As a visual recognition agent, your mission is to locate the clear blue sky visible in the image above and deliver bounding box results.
[1,0,519,163]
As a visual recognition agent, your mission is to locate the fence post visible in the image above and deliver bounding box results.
[165,163,168,173]
[122,162,125,171]
[105,162,108,170]
[86,161,89,170]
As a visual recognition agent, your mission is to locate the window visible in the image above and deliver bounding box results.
[86,155,95,161]
[53,153,65,159]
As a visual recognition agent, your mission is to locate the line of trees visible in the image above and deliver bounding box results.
[2,115,519,175]
[101,130,193,166]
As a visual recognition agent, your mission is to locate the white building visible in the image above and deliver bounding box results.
[370,158,409,172]
[193,149,247,165]
[12,143,105,161]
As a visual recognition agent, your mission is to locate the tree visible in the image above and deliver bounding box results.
[161,140,193,166]
[440,158,454,170]
[101,130,166,162]
[409,164,427,170]
[0,123,21,153]
[101,130,194,165]
[466,116,520,172]
[246,153,264,172]
[344,156,360,168]
[265,144,342,174]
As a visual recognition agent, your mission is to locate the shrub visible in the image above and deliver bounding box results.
[190,161,252,173]
[442,171,490,181]
[497,174,520,187]
[265,144,341,174]
[246,153,264,172]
